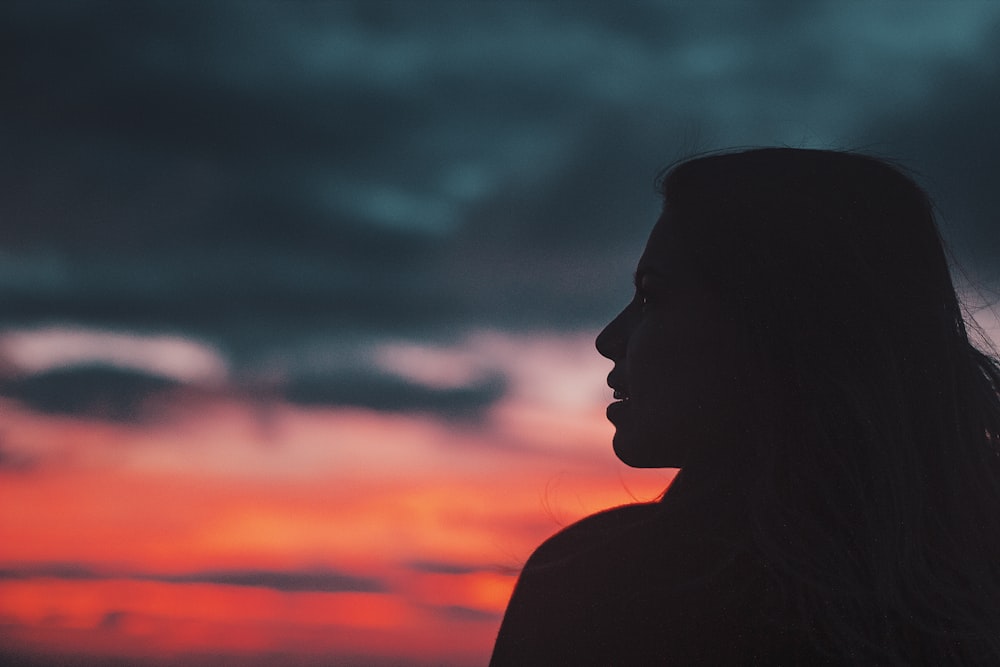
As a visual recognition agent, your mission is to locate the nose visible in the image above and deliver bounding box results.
[596,307,629,361]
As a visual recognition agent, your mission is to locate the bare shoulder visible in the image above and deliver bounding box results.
[523,501,664,570]
[490,502,666,665]
[492,499,822,665]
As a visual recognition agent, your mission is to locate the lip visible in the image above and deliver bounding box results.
[606,398,630,423]
[607,371,629,400]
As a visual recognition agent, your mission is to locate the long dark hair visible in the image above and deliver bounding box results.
[660,148,1000,664]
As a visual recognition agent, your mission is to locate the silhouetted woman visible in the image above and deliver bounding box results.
[490,148,1000,665]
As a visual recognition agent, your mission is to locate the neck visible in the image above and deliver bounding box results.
[659,462,752,535]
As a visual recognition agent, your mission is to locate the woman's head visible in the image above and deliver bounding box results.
[599,148,969,470]
[599,147,1000,661]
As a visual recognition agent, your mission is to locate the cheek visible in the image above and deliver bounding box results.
[629,319,709,391]
[629,317,740,425]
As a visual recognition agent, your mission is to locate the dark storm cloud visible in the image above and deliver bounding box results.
[284,371,506,422]
[0,364,181,422]
[3,0,1000,414]
[1,1,453,337]
[0,361,502,424]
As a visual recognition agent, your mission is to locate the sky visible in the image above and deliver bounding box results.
[2,1,1000,665]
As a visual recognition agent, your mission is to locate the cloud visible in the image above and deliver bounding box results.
[148,568,386,594]
[283,370,506,422]
[0,562,102,580]
[0,442,38,474]
[0,327,228,384]
[430,604,501,623]
[0,364,182,423]
[1,0,999,419]
[407,560,521,578]
[98,610,128,631]
[0,562,386,593]
[406,560,490,576]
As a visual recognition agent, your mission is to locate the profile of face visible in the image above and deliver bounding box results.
[596,208,744,469]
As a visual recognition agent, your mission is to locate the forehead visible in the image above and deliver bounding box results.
[637,209,684,275]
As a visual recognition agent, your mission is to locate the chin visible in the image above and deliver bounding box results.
[613,432,677,469]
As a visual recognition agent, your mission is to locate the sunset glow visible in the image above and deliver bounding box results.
[0,330,674,665]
